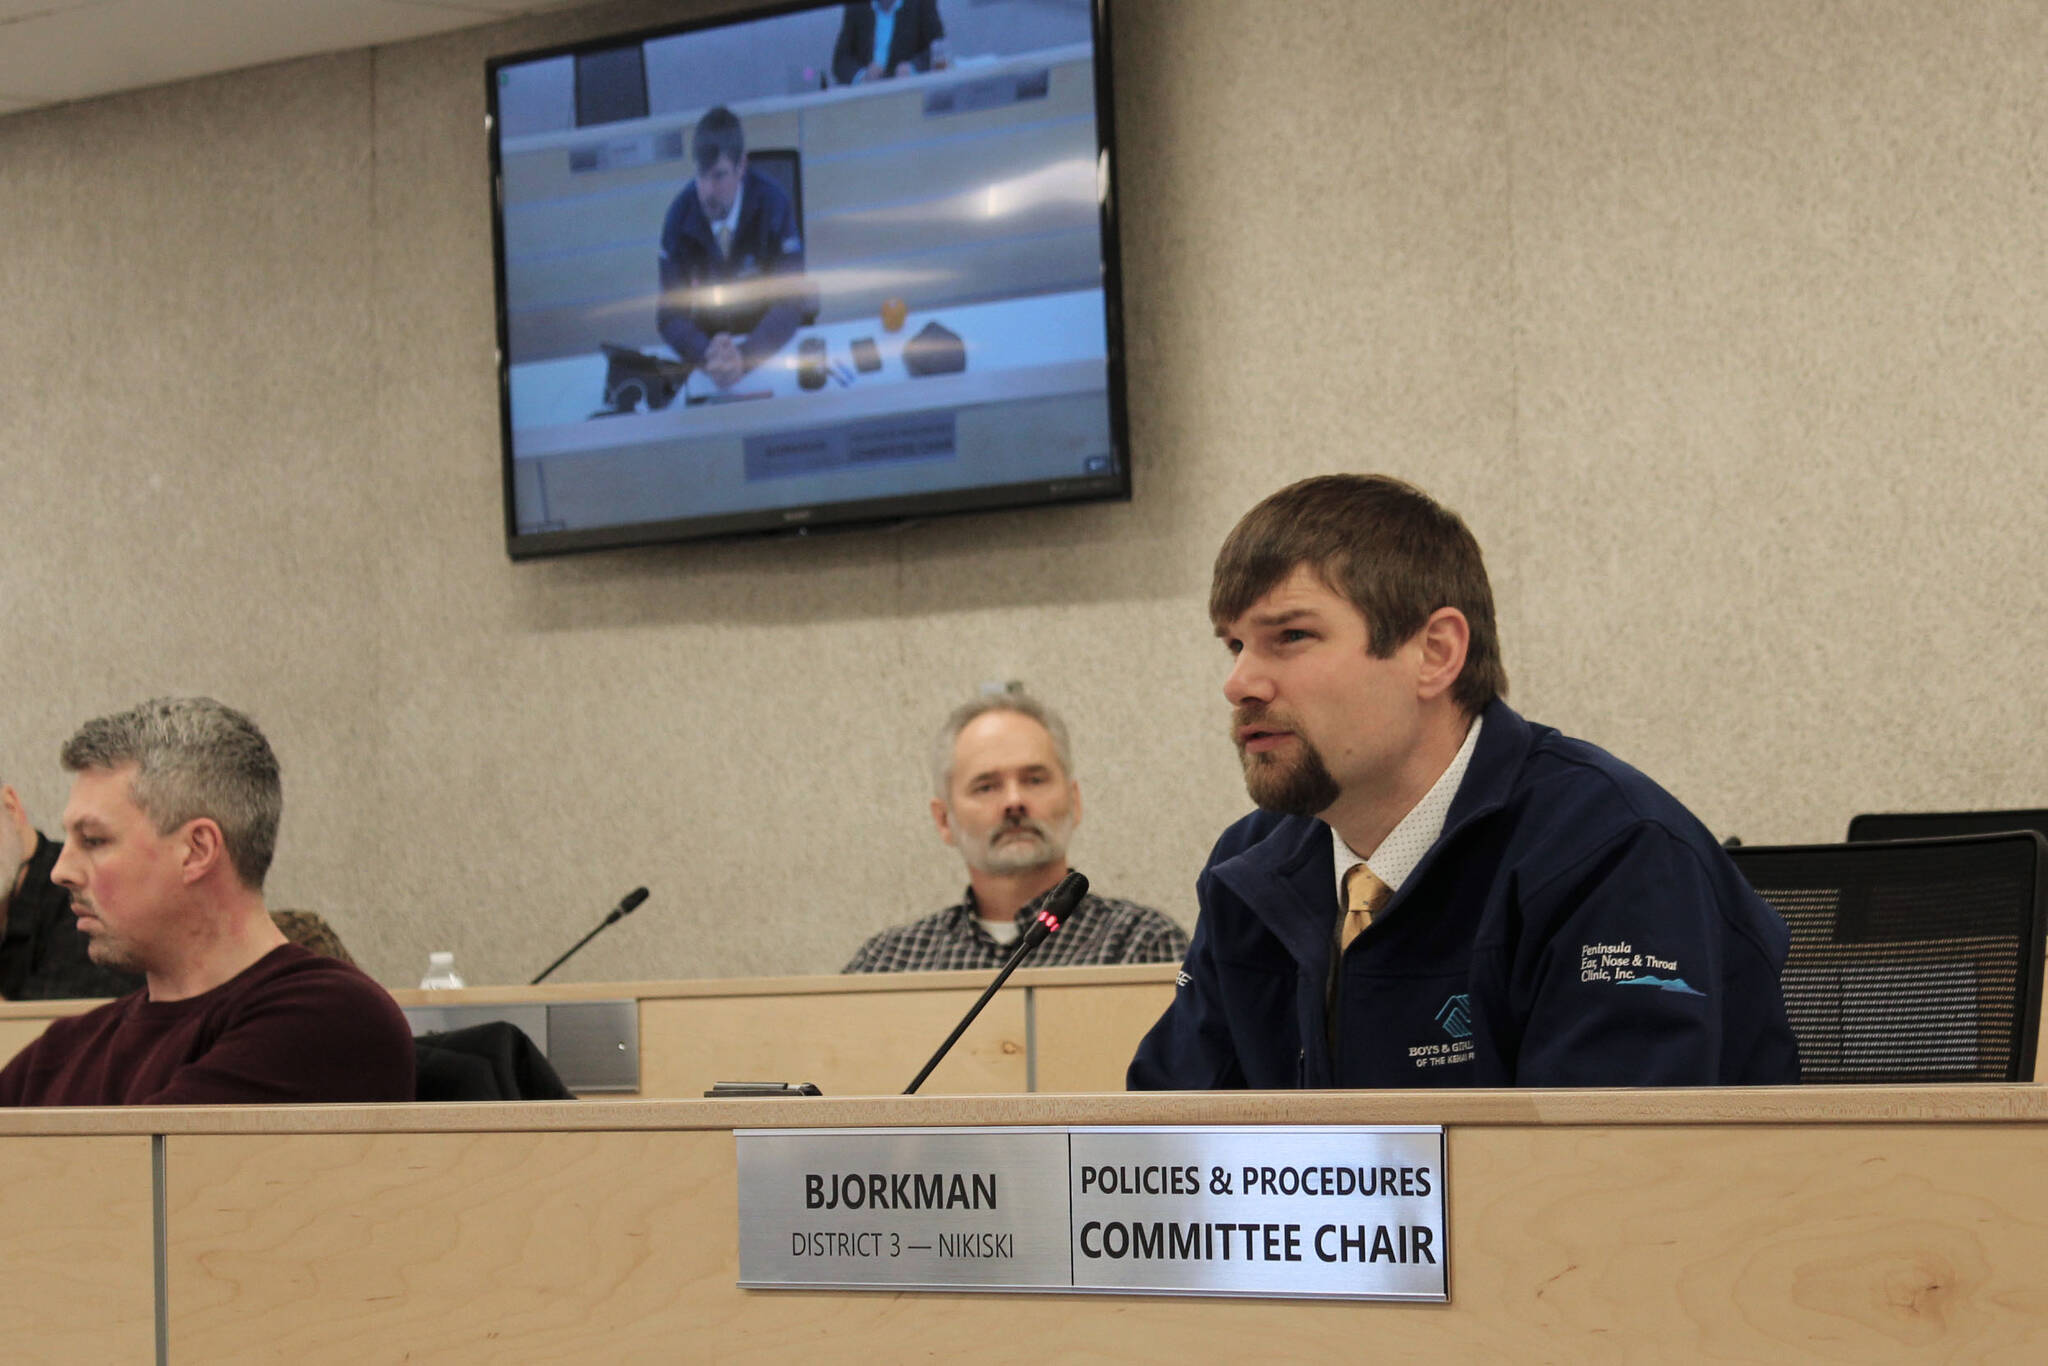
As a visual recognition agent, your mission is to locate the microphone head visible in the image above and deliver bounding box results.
[619,886,650,916]
[1033,870,1089,937]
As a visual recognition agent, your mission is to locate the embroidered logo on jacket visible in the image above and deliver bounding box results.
[1410,997,1477,1070]
[1578,941,1705,995]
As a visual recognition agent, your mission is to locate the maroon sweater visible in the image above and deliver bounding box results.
[0,944,415,1106]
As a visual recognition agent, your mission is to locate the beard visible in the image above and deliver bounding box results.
[966,814,1072,875]
[1235,712,1341,817]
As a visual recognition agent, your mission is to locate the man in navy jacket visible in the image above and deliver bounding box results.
[1128,475,1799,1090]
[657,106,814,388]
[832,1,948,85]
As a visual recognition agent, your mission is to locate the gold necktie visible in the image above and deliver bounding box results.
[1341,864,1391,951]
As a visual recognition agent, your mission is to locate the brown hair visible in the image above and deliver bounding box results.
[1210,474,1507,713]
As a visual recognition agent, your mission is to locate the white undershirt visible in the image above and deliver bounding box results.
[1330,714,1483,903]
[978,915,1021,946]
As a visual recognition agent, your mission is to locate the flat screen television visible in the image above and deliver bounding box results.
[487,0,1129,558]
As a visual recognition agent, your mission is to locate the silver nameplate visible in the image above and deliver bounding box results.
[738,1128,1073,1288]
[737,1125,1446,1301]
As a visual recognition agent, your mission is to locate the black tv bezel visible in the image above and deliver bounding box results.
[485,0,1132,561]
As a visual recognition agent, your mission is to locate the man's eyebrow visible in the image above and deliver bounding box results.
[1217,607,1319,637]
[966,763,1052,781]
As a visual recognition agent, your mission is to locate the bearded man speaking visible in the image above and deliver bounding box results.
[1128,474,1799,1090]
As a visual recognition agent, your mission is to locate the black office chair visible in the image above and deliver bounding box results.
[1729,832,2048,1083]
[1849,808,2048,844]
[745,147,822,327]
[746,148,805,238]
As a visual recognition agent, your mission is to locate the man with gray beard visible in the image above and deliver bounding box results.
[843,694,1187,972]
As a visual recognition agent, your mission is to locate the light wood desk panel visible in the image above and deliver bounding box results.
[1031,979,1173,1091]
[638,987,1026,1097]
[118,1088,2048,1362]
[389,964,1175,1098]
[0,1015,59,1066]
[1446,1123,2048,1358]
[166,1130,730,1364]
[0,1133,156,1362]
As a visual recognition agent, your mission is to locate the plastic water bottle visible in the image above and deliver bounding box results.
[420,951,465,989]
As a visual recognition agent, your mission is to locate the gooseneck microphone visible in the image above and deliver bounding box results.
[903,870,1087,1095]
[530,886,650,985]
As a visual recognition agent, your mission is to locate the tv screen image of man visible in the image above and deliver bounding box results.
[0,697,415,1107]
[844,693,1187,972]
[832,0,950,85]
[656,105,814,389]
[1128,474,1799,1090]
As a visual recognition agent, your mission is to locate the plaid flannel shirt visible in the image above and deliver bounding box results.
[843,881,1188,973]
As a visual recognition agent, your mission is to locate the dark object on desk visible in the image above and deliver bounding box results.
[901,321,965,377]
[1848,808,2048,845]
[850,336,881,373]
[1729,831,2047,1083]
[706,1081,823,1097]
[414,1021,576,1101]
[595,343,692,416]
[797,336,829,391]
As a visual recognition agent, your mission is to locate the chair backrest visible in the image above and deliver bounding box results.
[269,909,355,967]
[1729,833,2047,1083]
[746,148,806,239]
[1849,809,2048,844]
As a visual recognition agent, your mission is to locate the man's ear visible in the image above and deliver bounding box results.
[180,818,230,885]
[1415,606,1471,702]
[930,798,957,847]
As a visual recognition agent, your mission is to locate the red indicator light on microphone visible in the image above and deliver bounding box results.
[1037,909,1063,932]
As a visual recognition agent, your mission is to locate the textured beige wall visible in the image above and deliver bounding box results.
[2,0,2043,991]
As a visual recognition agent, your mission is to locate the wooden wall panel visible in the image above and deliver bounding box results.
[165,1131,731,1364]
[1032,981,1173,1092]
[0,1135,156,1363]
[639,988,1025,1097]
[0,1018,54,1070]
[154,1110,2048,1361]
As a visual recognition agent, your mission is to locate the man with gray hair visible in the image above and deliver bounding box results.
[0,697,414,1106]
[844,693,1187,972]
